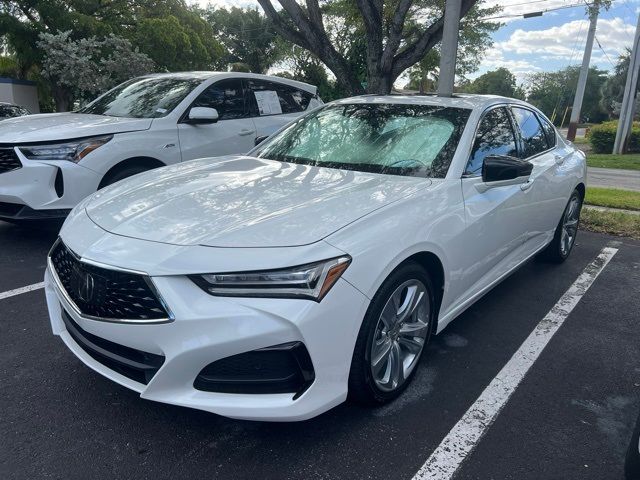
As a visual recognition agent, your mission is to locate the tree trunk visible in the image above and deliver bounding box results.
[257,0,478,97]
[53,85,72,112]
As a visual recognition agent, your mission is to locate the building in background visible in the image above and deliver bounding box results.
[0,78,39,113]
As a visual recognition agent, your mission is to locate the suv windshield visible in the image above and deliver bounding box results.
[79,77,202,118]
[255,103,471,178]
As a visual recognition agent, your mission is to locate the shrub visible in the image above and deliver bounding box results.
[588,120,640,153]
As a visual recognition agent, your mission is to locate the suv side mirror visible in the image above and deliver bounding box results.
[482,155,532,183]
[254,135,269,146]
[187,107,219,124]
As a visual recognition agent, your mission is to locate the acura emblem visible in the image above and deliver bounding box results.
[76,272,95,303]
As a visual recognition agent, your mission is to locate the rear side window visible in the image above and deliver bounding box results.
[247,79,313,116]
[538,114,557,148]
[512,107,549,158]
[466,107,518,176]
[192,79,246,120]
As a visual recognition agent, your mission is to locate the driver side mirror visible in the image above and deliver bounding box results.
[254,135,269,146]
[186,107,219,124]
[482,155,532,183]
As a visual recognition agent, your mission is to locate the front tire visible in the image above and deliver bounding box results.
[99,165,152,189]
[625,412,640,479]
[348,263,435,405]
[540,189,582,263]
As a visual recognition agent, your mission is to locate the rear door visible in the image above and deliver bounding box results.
[177,78,256,160]
[510,106,565,250]
[246,79,317,139]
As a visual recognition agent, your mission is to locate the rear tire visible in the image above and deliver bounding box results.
[348,263,435,405]
[539,189,582,263]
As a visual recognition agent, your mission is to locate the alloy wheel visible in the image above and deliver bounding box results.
[560,195,580,256]
[370,279,430,392]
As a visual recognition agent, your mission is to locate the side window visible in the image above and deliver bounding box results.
[282,84,313,112]
[512,107,549,157]
[192,79,246,120]
[538,113,557,148]
[466,107,518,176]
[246,80,312,116]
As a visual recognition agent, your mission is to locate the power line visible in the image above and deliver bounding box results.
[595,35,617,68]
[482,1,593,21]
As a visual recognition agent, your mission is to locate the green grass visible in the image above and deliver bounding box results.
[584,187,640,211]
[580,208,640,239]
[586,153,640,170]
[572,136,589,145]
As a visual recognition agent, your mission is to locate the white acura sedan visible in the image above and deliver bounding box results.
[44,94,586,421]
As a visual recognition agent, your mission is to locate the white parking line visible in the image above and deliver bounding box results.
[0,282,45,301]
[412,246,618,480]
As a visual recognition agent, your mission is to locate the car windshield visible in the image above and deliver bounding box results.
[255,103,471,178]
[79,77,202,118]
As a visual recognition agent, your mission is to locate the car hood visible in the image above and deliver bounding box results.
[84,156,430,248]
[0,113,152,143]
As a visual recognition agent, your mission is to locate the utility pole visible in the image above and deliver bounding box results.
[437,0,461,97]
[613,12,640,154]
[567,4,600,141]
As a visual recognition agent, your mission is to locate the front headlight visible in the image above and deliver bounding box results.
[190,256,351,301]
[19,135,113,163]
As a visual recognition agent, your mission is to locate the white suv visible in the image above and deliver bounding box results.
[0,72,321,221]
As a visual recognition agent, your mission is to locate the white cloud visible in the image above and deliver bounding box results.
[496,17,634,62]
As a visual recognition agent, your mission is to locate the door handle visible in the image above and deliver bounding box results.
[520,179,534,191]
[238,129,256,137]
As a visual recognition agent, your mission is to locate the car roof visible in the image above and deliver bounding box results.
[139,71,318,95]
[331,93,531,111]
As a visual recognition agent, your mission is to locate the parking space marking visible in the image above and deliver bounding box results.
[0,282,45,301]
[412,246,619,480]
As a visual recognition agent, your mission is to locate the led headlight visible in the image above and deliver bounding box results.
[19,135,113,163]
[190,256,351,301]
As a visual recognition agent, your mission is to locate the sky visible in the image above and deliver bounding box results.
[190,0,640,84]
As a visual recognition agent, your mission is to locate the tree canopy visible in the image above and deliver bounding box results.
[526,66,608,125]
[462,68,525,99]
[256,0,500,95]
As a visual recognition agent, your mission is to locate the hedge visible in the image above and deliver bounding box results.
[587,121,640,153]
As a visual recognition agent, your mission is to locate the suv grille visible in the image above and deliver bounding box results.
[0,148,21,174]
[49,240,170,322]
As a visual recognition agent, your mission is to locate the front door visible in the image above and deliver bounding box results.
[178,78,257,161]
[458,106,535,303]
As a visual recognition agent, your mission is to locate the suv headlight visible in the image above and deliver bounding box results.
[190,256,351,301]
[19,135,113,163]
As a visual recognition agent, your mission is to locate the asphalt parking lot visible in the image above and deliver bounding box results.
[1,220,639,480]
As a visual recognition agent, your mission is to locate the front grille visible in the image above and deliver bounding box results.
[0,148,21,174]
[61,309,165,384]
[50,240,170,321]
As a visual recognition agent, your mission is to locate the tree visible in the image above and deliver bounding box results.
[38,31,154,111]
[526,66,607,125]
[256,0,499,95]
[600,50,640,118]
[133,15,224,71]
[205,7,281,73]
[1,0,224,75]
[463,67,525,99]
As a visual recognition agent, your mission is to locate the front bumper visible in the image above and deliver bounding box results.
[0,148,101,219]
[45,262,369,421]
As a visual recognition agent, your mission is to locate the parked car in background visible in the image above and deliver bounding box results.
[45,94,586,421]
[0,102,30,120]
[0,72,321,221]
